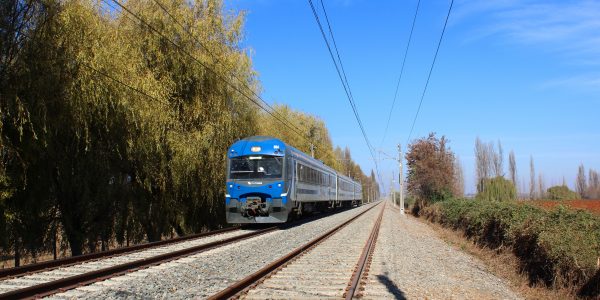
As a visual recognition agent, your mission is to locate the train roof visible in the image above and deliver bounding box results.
[228,136,286,158]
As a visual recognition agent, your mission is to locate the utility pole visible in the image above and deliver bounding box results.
[398,144,405,215]
[391,171,395,206]
[310,144,315,158]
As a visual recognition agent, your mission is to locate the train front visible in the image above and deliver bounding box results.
[225,137,290,223]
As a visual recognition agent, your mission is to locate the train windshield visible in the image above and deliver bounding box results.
[229,155,283,180]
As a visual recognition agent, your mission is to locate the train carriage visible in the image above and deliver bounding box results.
[225,136,362,223]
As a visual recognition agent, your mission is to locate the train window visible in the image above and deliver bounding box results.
[230,155,283,179]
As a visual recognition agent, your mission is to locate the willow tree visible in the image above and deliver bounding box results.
[116,0,260,236]
[0,0,261,258]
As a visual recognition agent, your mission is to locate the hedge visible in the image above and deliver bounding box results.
[422,198,600,297]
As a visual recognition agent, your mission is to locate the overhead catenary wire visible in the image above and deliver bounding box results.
[82,63,169,106]
[148,0,312,141]
[380,0,421,147]
[315,0,383,185]
[405,0,454,146]
[103,0,378,185]
[307,0,383,185]
[105,0,313,145]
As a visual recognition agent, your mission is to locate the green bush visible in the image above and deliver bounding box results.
[422,198,600,297]
[476,176,516,201]
[546,185,581,200]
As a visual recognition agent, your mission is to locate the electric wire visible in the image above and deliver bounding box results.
[105,0,313,145]
[308,0,382,184]
[82,63,169,106]
[315,0,382,185]
[405,0,454,145]
[380,0,421,147]
[148,0,311,140]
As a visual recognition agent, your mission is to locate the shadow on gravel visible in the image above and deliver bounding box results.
[377,274,406,300]
[241,205,364,231]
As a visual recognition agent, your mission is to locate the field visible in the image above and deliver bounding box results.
[530,199,600,215]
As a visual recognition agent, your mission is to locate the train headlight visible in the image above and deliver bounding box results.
[229,184,233,188]
[277,183,282,187]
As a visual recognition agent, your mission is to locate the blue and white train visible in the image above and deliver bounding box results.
[225,136,362,223]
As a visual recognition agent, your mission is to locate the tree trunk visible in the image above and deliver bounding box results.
[53,228,57,260]
[68,236,83,257]
[14,241,20,267]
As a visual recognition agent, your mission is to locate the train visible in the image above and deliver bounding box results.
[225,136,363,223]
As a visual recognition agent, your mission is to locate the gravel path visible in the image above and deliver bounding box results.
[361,203,522,300]
[242,204,382,299]
[47,203,378,299]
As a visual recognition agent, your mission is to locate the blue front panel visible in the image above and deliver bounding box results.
[225,180,287,206]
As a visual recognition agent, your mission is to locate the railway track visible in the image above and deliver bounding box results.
[0,206,362,299]
[209,202,385,299]
[0,226,241,280]
[0,227,276,299]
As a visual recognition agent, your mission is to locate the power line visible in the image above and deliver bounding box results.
[406,0,454,146]
[105,0,313,145]
[318,0,359,122]
[81,63,170,106]
[380,0,421,147]
[316,0,383,186]
[148,0,311,140]
[307,0,382,185]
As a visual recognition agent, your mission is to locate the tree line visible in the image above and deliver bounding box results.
[475,137,598,201]
[0,0,379,266]
[404,133,597,213]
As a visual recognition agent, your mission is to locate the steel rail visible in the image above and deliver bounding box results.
[0,226,277,300]
[207,202,383,300]
[344,202,385,299]
[0,226,241,280]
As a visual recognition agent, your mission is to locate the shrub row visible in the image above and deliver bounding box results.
[422,198,600,297]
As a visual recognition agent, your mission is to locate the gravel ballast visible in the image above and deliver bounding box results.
[361,204,521,300]
[44,201,522,299]
[242,204,382,299]
[48,203,378,299]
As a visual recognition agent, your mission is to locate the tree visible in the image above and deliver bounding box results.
[475,137,491,185]
[508,150,517,189]
[546,185,580,200]
[576,164,587,198]
[529,156,536,200]
[0,0,263,259]
[475,138,504,193]
[453,156,465,197]
[406,133,455,213]
[492,140,503,177]
[538,173,546,199]
[588,169,600,199]
[476,177,516,201]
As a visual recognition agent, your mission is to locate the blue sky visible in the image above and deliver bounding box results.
[226,0,600,194]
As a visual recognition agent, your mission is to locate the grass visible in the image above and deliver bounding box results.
[420,198,600,298]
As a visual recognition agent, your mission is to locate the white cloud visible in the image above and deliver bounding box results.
[539,74,600,90]
[453,0,600,64]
